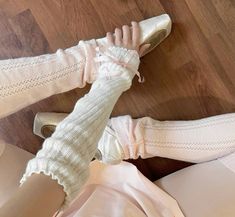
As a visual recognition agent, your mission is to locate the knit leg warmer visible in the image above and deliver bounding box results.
[20,46,140,208]
[100,114,235,164]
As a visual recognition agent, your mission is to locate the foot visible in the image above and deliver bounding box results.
[78,14,172,84]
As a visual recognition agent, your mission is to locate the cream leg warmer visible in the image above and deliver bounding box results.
[20,46,140,208]
[99,113,235,164]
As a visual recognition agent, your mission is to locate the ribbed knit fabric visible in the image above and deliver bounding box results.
[20,46,140,208]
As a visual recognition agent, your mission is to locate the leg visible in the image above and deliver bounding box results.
[1,22,143,216]
[0,15,172,119]
[0,44,86,119]
[110,113,235,216]
[0,141,33,207]
[101,113,235,163]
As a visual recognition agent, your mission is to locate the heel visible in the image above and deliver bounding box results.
[33,112,68,138]
[96,14,172,57]
[139,14,172,56]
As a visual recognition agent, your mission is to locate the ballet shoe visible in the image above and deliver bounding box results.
[96,14,172,57]
[33,112,68,139]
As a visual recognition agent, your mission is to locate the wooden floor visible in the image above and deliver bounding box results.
[0,0,235,181]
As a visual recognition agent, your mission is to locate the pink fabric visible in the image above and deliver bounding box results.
[59,160,184,217]
[78,40,98,85]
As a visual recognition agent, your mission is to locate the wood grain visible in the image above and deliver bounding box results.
[0,0,234,181]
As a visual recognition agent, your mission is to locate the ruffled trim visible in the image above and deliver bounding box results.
[20,158,89,209]
[79,40,142,83]
[94,46,143,82]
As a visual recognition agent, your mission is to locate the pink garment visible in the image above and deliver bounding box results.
[59,160,184,217]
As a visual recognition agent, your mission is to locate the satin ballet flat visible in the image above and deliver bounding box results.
[33,112,68,139]
[96,14,172,57]
[140,14,171,55]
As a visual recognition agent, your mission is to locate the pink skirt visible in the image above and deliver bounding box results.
[59,160,184,217]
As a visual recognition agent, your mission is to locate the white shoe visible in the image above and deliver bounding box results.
[96,14,172,56]
[33,112,68,139]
